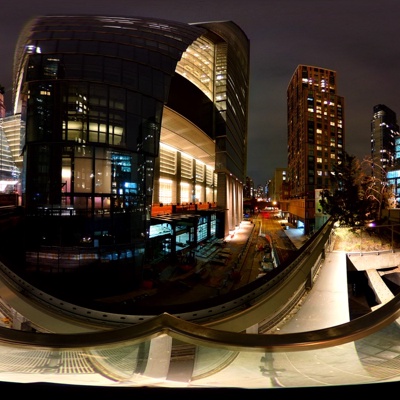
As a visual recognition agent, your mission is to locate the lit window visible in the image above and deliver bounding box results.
[181,155,193,179]
[160,145,177,175]
[180,182,190,203]
[176,36,215,100]
[159,178,172,204]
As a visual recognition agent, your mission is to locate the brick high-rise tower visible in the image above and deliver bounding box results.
[287,65,345,233]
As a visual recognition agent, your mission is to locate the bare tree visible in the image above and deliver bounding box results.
[360,156,392,220]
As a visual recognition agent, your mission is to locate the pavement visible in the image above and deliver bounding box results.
[276,250,350,332]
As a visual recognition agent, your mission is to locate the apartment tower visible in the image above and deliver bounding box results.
[287,65,345,233]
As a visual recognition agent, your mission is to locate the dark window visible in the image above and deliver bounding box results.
[99,41,118,57]
[83,55,103,81]
[63,55,83,79]
[57,40,78,53]
[118,44,134,59]
[79,40,99,54]
[122,60,138,90]
[104,57,122,84]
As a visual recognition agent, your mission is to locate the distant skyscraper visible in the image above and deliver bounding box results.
[286,65,345,233]
[1,114,24,172]
[0,123,17,182]
[244,176,254,199]
[371,104,399,180]
[381,105,400,206]
[0,86,5,118]
[0,88,20,184]
[270,167,287,203]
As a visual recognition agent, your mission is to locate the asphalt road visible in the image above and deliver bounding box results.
[259,213,298,263]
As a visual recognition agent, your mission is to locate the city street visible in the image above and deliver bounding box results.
[98,212,307,312]
[258,211,299,262]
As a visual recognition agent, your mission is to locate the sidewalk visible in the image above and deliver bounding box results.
[284,226,309,249]
[274,225,352,332]
[276,250,350,333]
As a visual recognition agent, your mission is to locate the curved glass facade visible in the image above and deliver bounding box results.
[176,36,215,100]
[11,15,249,292]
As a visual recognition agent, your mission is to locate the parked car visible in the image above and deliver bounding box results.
[262,254,272,263]
[260,261,274,271]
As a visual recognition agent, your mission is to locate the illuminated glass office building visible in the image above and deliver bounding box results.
[0,89,20,186]
[11,15,249,284]
[371,104,399,181]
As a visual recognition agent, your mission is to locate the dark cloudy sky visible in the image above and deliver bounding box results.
[1,0,399,186]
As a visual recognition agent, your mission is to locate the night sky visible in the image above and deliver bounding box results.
[1,0,399,186]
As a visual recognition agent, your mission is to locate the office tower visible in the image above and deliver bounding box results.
[371,104,399,180]
[243,176,254,199]
[0,88,19,185]
[270,167,287,203]
[0,87,5,118]
[10,15,249,292]
[0,121,17,182]
[1,114,24,172]
[286,65,345,233]
[385,106,400,207]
